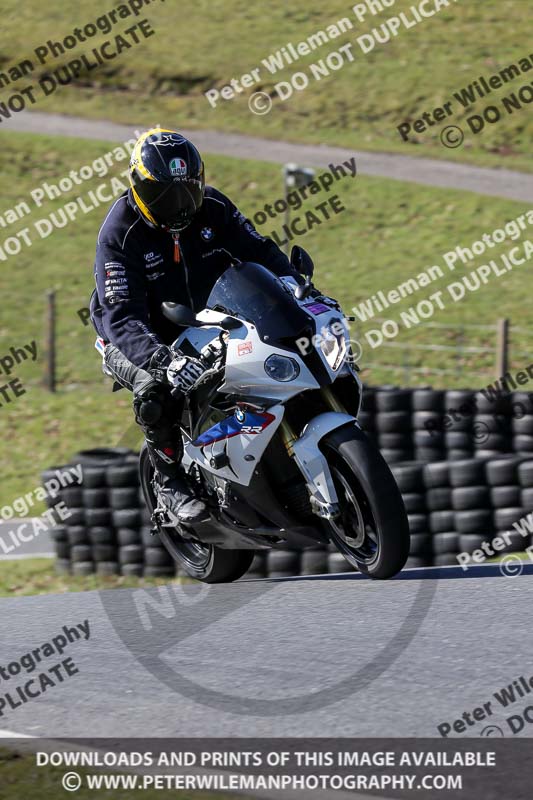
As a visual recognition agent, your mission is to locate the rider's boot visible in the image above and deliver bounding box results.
[147,440,210,525]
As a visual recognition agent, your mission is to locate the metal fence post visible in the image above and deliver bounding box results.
[496,318,509,380]
[282,163,316,256]
[45,290,56,393]
[456,327,464,381]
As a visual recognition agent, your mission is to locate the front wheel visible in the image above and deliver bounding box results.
[321,423,410,579]
[139,446,254,583]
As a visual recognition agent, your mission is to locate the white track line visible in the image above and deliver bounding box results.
[0,553,55,561]
[0,728,34,738]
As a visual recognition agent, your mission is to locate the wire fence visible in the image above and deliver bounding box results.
[36,289,533,393]
[353,318,533,389]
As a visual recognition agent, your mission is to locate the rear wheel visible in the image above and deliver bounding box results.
[321,424,410,578]
[139,446,253,583]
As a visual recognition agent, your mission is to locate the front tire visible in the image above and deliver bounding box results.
[321,423,410,579]
[139,446,253,583]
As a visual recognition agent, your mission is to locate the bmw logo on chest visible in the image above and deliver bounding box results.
[201,227,214,241]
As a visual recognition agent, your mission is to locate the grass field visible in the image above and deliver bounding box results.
[0,558,190,597]
[0,0,531,170]
[0,748,250,800]
[0,129,531,506]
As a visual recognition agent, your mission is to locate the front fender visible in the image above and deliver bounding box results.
[292,412,357,512]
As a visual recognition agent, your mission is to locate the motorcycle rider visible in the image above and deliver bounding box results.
[90,127,305,525]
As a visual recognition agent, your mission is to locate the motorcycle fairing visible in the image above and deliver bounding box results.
[184,403,285,485]
[192,409,276,446]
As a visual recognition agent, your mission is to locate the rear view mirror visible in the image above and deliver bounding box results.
[291,246,315,300]
[290,245,314,278]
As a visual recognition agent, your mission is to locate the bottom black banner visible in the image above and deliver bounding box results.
[0,737,531,798]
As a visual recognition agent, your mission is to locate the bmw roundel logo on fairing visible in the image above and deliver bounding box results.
[201,227,214,241]
[234,407,245,423]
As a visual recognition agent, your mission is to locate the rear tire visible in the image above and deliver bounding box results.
[321,423,410,579]
[139,445,253,583]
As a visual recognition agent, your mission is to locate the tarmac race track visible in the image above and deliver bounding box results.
[0,564,532,739]
[4,110,533,203]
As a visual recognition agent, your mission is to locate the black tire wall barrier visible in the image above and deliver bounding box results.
[44,386,533,577]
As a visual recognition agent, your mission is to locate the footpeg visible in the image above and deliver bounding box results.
[152,507,176,529]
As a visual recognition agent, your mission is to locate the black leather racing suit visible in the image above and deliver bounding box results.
[90,187,299,478]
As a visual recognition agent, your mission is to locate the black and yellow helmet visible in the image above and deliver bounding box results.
[129,128,205,232]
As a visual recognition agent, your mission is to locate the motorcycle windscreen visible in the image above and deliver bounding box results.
[207,262,311,344]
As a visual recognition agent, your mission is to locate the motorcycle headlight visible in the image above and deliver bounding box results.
[320,322,347,371]
[264,354,300,382]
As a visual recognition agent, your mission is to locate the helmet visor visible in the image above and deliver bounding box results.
[140,178,204,231]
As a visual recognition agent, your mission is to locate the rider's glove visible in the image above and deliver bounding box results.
[167,355,208,395]
[168,334,227,396]
[148,345,174,384]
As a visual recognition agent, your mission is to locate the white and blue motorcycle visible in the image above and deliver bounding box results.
[140,247,409,582]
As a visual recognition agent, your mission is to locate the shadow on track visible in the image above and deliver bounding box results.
[245,562,533,583]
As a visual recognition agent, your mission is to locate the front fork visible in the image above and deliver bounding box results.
[279,390,356,520]
[279,388,348,454]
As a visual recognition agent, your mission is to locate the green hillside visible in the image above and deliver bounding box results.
[0,0,530,169]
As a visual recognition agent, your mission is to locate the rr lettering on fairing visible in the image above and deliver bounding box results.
[193,411,275,446]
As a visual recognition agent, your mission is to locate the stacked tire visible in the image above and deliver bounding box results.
[450,458,494,560]
[512,393,533,454]
[45,437,533,579]
[485,456,529,555]
[362,386,532,464]
[266,549,301,579]
[44,448,171,578]
[472,391,512,459]
[375,389,413,464]
[106,461,145,578]
[412,389,446,463]
[519,462,533,541]
[390,462,431,567]
[42,462,86,576]
[423,461,457,566]
[358,386,377,446]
